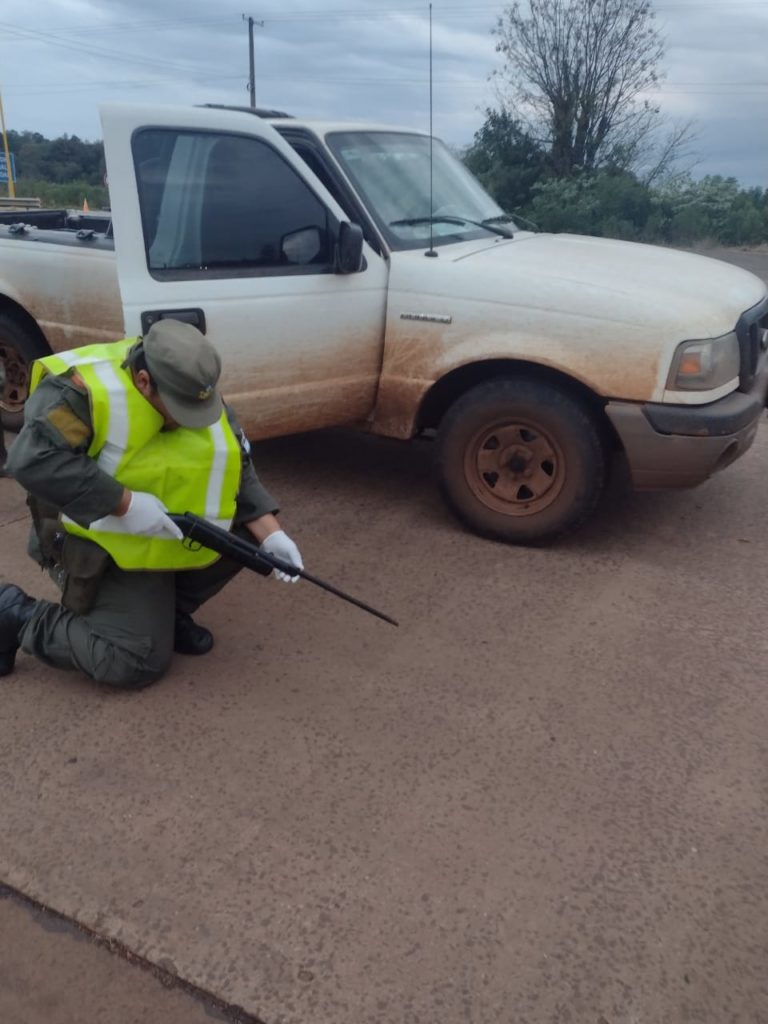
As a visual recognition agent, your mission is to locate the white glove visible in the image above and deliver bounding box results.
[259,529,303,583]
[90,491,183,541]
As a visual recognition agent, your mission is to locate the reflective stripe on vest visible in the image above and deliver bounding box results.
[31,340,242,571]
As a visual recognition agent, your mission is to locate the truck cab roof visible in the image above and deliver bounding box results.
[200,103,428,139]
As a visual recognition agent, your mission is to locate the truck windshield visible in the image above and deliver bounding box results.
[326,131,512,251]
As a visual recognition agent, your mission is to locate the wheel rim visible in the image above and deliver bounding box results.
[0,341,30,415]
[464,418,566,517]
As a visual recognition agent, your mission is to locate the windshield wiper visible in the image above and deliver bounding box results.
[483,212,539,233]
[389,215,513,238]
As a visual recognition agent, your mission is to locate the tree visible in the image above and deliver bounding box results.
[463,109,548,212]
[7,130,105,185]
[493,0,685,178]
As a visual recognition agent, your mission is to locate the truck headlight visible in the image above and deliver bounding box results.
[667,332,740,392]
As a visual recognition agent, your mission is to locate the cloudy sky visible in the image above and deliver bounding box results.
[0,0,766,185]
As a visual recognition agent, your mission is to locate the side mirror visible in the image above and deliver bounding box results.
[335,221,364,274]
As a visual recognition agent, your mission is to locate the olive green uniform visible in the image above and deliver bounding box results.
[6,370,278,688]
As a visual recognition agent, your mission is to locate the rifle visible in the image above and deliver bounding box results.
[170,512,398,628]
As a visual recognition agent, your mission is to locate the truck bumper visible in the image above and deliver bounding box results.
[606,355,768,489]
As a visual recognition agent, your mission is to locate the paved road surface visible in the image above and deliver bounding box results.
[0,888,235,1024]
[1,247,767,1024]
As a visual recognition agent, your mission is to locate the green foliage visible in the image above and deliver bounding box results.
[528,171,653,239]
[462,112,767,246]
[3,130,106,208]
[13,178,109,210]
[722,206,766,247]
[463,110,548,213]
[7,130,105,186]
[653,176,768,246]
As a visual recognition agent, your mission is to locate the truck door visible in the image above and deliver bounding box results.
[100,104,389,438]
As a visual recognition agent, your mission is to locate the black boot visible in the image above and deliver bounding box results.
[0,585,37,676]
[173,610,214,656]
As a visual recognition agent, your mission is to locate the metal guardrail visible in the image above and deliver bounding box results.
[0,196,42,209]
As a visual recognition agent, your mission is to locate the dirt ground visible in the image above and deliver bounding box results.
[1,247,767,1024]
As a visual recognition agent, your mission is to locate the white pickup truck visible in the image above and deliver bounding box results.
[1,102,767,542]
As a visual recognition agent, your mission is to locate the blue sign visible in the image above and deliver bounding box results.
[0,153,17,183]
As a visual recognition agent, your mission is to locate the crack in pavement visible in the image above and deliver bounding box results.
[0,882,268,1024]
[0,514,29,528]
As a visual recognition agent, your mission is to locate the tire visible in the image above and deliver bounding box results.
[435,377,606,543]
[0,312,48,432]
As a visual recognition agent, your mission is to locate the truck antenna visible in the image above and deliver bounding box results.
[425,2,437,258]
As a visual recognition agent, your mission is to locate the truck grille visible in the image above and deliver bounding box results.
[737,295,768,392]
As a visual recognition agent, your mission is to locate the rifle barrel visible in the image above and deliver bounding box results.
[170,513,398,627]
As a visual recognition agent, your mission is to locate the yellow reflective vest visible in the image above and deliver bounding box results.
[30,339,242,571]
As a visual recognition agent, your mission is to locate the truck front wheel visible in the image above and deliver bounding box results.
[436,378,606,543]
[0,312,47,432]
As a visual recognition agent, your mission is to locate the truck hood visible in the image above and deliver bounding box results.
[383,233,767,409]
[391,233,767,341]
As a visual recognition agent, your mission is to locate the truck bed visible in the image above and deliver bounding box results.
[0,209,114,249]
[0,212,123,359]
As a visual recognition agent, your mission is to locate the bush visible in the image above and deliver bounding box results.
[462,110,768,246]
[668,205,711,246]
[517,171,768,246]
[526,170,652,240]
[720,205,766,247]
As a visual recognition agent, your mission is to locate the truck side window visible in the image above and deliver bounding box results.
[288,139,383,257]
[132,129,333,278]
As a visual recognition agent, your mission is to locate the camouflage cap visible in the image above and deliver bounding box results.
[140,319,223,429]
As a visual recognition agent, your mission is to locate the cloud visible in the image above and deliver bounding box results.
[0,0,765,184]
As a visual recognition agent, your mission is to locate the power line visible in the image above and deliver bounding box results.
[1,8,766,99]
[3,75,247,95]
[21,15,234,35]
[5,72,768,95]
[0,21,222,76]
[6,1,766,34]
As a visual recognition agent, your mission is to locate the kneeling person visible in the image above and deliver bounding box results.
[1,319,302,688]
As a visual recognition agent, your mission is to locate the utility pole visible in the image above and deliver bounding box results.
[0,87,15,199]
[242,14,264,109]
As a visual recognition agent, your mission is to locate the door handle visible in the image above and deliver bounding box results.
[140,308,206,335]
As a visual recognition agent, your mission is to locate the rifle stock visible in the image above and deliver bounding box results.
[170,513,398,628]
